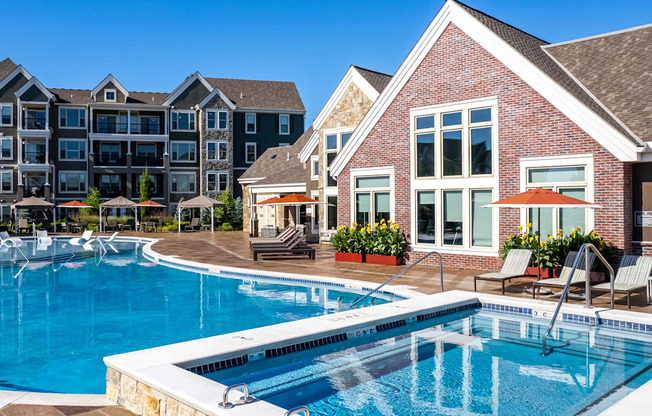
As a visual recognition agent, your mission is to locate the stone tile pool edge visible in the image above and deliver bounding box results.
[103,290,652,416]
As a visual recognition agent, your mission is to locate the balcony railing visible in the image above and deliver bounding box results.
[22,117,47,130]
[94,121,161,135]
[132,155,163,167]
[99,187,123,198]
[97,154,127,166]
[23,185,46,198]
[22,152,47,164]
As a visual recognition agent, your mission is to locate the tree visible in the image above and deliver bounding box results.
[232,197,243,225]
[139,167,154,218]
[217,188,236,224]
[82,187,103,215]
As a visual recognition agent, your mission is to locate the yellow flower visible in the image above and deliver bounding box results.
[508,233,512,238]
[526,223,532,229]
[540,241,546,246]
[392,223,399,230]
[350,227,355,232]
[534,235,539,240]
[529,237,534,243]
[381,218,386,224]
[518,225,523,231]
[352,222,358,227]
[374,223,379,228]
[547,234,552,240]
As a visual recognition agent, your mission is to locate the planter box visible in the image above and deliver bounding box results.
[525,267,559,278]
[366,254,402,266]
[335,252,364,263]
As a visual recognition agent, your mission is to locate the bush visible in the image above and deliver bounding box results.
[81,187,103,215]
[331,219,406,256]
[220,223,233,231]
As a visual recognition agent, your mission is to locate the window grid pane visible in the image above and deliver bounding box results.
[443,190,463,246]
[417,191,435,244]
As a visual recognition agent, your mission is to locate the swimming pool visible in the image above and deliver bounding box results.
[207,307,652,415]
[0,238,389,394]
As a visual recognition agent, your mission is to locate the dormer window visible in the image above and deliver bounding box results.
[105,89,116,103]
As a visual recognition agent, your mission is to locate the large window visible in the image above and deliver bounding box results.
[171,172,196,193]
[206,110,228,130]
[171,111,195,131]
[206,140,228,161]
[59,139,86,161]
[0,170,12,193]
[310,155,319,180]
[59,108,86,128]
[526,165,588,237]
[206,171,228,193]
[0,104,12,126]
[416,191,435,244]
[171,141,196,162]
[245,142,257,163]
[0,136,12,159]
[471,190,493,247]
[324,130,353,187]
[99,174,121,193]
[279,114,290,135]
[59,171,87,193]
[245,113,256,134]
[354,176,391,226]
[327,196,337,230]
[414,106,493,178]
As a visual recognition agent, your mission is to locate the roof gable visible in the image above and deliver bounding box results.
[91,74,129,101]
[198,85,236,110]
[15,77,54,102]
[205,78,305,112]
[164,72,213,107]
[0,58,18,83]
[330,0,642,175]
[0,65,32,94]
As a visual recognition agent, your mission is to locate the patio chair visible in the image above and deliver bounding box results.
[249,227,297,247]
[589,255,652,309]
[105,219,118,231]
[70,230,94,246]
[532,251,596,299]
[251,231,315,261]
[17,219,30,234]
[474,249,533,294]
[0,231,24,247]
[185,218,200,232]
[36,230,53,251]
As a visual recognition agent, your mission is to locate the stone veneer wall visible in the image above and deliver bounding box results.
[337,23,632,271]
[200,96,233,198]
[318,82,375,232]
[242,184,252,233]
[107,367,207,416]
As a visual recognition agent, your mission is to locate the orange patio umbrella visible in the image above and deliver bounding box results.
[57,200,91,208]
[254,194,320,229]
[254,196,282,206]
[135,200,166,207]
[484,188,601,279]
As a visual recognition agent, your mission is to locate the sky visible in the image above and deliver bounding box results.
[2,0,650,124]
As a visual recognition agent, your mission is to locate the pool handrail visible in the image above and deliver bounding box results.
[350,251,443,309]
[218,382,255,409]
[285,406,310,416]
[541,243,614,355]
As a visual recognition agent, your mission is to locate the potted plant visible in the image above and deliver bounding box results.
[501,223,555,277]
[365,219,406,266]
[331,224,365,263]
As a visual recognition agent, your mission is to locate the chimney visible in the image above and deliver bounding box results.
[286,152,290,160]
[240,92,244,99]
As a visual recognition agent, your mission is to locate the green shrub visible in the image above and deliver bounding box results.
[331,220,406,256]
[220,223,233,231]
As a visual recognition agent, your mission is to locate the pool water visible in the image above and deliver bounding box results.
[0,240,385,394]
[212,309,652,416]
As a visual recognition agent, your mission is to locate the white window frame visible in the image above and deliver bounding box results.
[245,142,257,164]
[206,171,228,193]
[170,172,196,194]
[279,114,290,135]
[58,107,87,129]
[59,170,88,194]
[323,126,355,189]
[245,113,256,134]
[0,103,13,127]
[104,89,116,103]
[170,141,197,163]
[349,167,395,228]
[59,138,87,161]
[206,140,228,162]
[520,154,595,233]
[0,169,12,193]
[310,155,319,181]
[409,97,500,256]
[171,110,196,132]
[206,109,228,131]
[0,136,13,160]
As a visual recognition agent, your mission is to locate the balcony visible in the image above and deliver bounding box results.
[99,186,123,198]
[94,121,162,135]
[23,185,46,198]
[22,116,47,130]
[97,153,127,166]
[22,151,47,164]
[132,155,164,167]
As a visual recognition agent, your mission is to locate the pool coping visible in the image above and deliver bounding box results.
[103,290,652,416]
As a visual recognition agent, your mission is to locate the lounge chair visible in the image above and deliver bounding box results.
[100,231,119,242]
[185,218,200,232]
[589,255,652,309]
[251,232,315,261]
[532,251,596,299]
[249,227,296,247]
[474,249,533,294]
[36,230,53,251]
[105,219,118,231]
[70,230,94,246]
[17,219,30,234]
[0,231,24,247]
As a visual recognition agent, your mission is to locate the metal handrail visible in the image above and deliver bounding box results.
[95,236,108,254]
[541,243,614,355]
[218,383,255,409]
[11,244,30,279]
[52,238,76,272]
[350,251,444,309]
[285,406,310,416]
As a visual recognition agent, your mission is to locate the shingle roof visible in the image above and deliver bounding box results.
[545,25,652,141]
[127,91,169,105]
[454,0,640,145]
[50,88,169,105]
[240,126,313,185]
[0,58,17,83]
[353,66,393,93]
[206,78,305,112]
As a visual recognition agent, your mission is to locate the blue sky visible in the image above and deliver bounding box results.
[2,0,650,124]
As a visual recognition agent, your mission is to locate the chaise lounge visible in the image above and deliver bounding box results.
[474,249,533,294]
[251,231,315,261]
[589,255,652,309]
[532,251,596,299]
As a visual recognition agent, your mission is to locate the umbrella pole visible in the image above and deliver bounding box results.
[537,207,541,280]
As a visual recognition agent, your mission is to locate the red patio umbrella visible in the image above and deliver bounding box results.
[57,200,91,208]
[254,196,282,206]
[484,188,601,279]
[255,194,320,229]
[135,200,166,207]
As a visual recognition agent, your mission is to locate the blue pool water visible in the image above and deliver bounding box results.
[211,309,652,416]
[0,239,386,394]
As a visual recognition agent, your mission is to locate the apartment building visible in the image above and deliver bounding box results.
[0,60,305,219]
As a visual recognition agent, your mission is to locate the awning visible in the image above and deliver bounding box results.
[179,195,225,208]
[11,196,55,209]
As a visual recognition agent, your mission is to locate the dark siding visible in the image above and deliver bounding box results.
[96,81,126,103]
[171,79,210,109]
[0,73,28,102]
[169,131,200,168]
[19,84,48,102]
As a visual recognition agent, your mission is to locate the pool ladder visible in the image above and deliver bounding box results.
[541,243,614,355]
[217,383,310,415]
[285,406,310,415]
[349,251,444,309]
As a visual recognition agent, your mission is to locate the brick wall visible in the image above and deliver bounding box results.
[338,23,632,271]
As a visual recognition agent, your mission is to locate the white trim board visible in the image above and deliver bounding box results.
[15,77,54,101]
[0,65,32,93]
[298,129,320,163]
[91,74,129,100]
[198,85,236,110]
[329,0,641,177]
[164,72,214,107]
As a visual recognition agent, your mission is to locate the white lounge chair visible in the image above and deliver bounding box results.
[0,231,24,247]
[36,230,53,251]
[532,251,597,298]
[590,255,652,309]
[70,230,94,246]
[474,249,533,294]
[100,232,119,243]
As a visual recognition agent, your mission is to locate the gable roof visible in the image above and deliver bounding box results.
[0,58,17,83]
[205,78,305,112]
[91,74,129,100]
[239,126,313,186]
[330,0,645,175]
[0,64,32,93]
[163,71,213,106]
[352,66,393,94]
[50,88,169,105]
[15,77,54,101]
[544,24,652,141]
